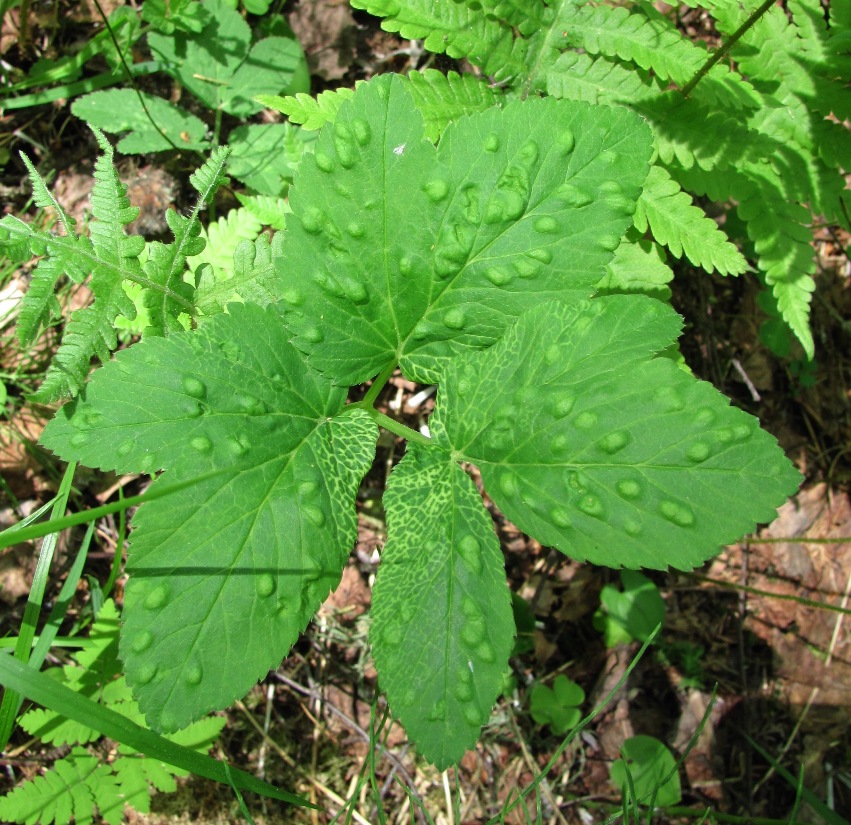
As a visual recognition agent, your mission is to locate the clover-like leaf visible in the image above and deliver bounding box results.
[594,570,666,646]
[41,303,378,731]
[371,445,514,769]
[277,73,653,385]
[529,675,585,735]
[432,295,802,570]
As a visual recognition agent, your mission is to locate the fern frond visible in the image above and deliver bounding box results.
[634,165,747,275]
[407,69,503,141]
[142,147,229,335]
[188,205,264,285]
[20,155,76,236]
[30,131,143,403]
[4,226,94,346]
[469,0,550,36]
[195,231,284,313]
[639,93,774,172]
[257,88,357,130]
[737,181,816,359]
[349,0,528,80]
[0,747,122,825]
[556,2,761,110]
[546,52,661,105]
[234,193,289,230]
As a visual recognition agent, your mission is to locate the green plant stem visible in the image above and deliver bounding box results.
[91,0,183,153]
[102,487,125,596]
[661,806,816,825]
[681,0,775,98]
[0,467,230,550]
[0,461,76,749]
[363,408,431,448]
[681,571,851,616]
[0,62,162,111]
[361,362,397,408]
[0,654,312,807]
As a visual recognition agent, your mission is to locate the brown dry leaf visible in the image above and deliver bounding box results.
[288,0,357,81]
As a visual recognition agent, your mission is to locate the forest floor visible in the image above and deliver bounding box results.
[1,1,850,823]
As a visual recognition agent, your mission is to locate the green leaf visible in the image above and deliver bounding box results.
[40,303,378,732]
[278,74,653,385]
[349,0,528,80]
[596,236,673,300]
[594,570,665,647]
[71,90,211,154]
[142,0,207,34]
[529,675,584,735]
[610,735,682,806]
[432,296,802,570]
[148,0,304,116]
[227,123,314,195]
[372,445,514,769]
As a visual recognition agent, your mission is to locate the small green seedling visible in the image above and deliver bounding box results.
[529,675,585,735]
[610,734,682,808]
[594,570,666,647]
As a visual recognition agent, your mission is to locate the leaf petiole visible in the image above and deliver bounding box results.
[361,362,397,408]
[364,408,431,449]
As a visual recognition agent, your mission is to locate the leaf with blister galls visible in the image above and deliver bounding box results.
[277,73,653,385]
[40,303,377,732]
[432,295,802,570]
[371,445,514,769]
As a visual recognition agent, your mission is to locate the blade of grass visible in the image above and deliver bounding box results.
[0,652,314,807]
[8,521,94,721]
[747,736,849,825]
[0,465,232,550]
[0,461,76,748]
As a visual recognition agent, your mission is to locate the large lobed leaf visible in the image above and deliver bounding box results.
[41,303,377,731]
[372,446,514,769]
[431,296,802,570]
[278,73,653,385]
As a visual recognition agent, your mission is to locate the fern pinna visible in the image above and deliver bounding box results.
[0,130,228,403]
[348,0,851,359]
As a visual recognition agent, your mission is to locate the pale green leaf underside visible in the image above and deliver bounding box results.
[433,296,802,570]
[40,303,377,731]
[278,74,653,385]
[372,446,514,769]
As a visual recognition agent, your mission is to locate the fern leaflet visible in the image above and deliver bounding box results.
[256,88,356,130]
[349,0,528,80]
[142,146,229,336]
[634,165,747,276]
[407,69,504,141]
